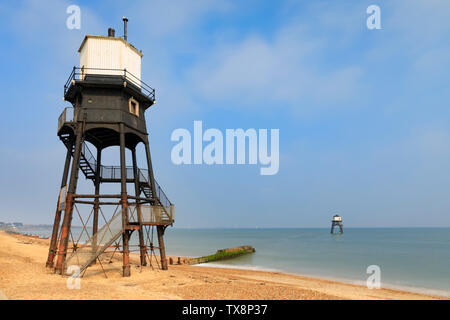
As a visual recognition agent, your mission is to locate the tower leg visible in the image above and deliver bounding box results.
[339,224,343,234]
[122,229,131,276]
[132,147,147,267]
[157,225,168,270]
[330,223,334,234]
[119,123,131,277]
[55,122,84,274]
[93,148,102,235]
[46,143,72,268]
[144,135,168,270]
[91,148,102,264]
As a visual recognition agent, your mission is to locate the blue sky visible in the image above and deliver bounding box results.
[1,0,450,227]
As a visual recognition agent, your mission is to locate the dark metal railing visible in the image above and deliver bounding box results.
[64,66,156,101]
[138,169,172,208]
[57,108,67,132]
[95,165,172,208]
[79,141,172,208]
[100,166,134,180]
[80,142,97,174]
[57,107,74,132]
[57,109,171,211]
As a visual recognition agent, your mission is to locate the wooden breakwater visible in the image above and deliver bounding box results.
[188,245,255,265]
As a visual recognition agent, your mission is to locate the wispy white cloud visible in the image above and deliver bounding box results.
[182,0,450,116]
[187,20,364,111]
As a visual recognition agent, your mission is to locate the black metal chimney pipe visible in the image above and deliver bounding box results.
[123,17,128,41]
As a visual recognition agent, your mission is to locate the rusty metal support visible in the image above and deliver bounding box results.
[93,148,102,235]
[55,113,84,274]
[74,200,120,205]
[132,147,147,266]
[46,142,73,268]
[91,147,102,264]
[72,194,154,202]
[156,225,168,270]
[144,136,168,270]
[74,194,122,198]
[120,123,131,277]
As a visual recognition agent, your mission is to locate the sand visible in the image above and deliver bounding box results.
[0,230,446,300]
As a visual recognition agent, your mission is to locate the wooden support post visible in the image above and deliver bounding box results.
[46,142,72,268]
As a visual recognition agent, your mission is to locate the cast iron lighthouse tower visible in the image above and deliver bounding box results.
[46,20,174,277]
[330,215,343,234]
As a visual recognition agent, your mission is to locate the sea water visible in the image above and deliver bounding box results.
[17,227,450,296]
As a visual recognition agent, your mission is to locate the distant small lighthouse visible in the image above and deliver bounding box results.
[330,215,343,234]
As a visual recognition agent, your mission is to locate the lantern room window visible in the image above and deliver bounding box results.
[129,97,139,117]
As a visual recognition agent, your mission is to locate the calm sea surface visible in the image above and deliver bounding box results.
[17,227,450,296]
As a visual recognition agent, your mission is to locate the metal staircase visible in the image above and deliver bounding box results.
[59,133,173,274]
[61,134,96,179]
[64,210,123,273]
[59,134,172,211]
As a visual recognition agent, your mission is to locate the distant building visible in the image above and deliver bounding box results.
[12,222,23,227]
[2,223,17,230]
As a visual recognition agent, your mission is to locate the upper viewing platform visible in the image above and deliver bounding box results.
[64,66,155,104]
